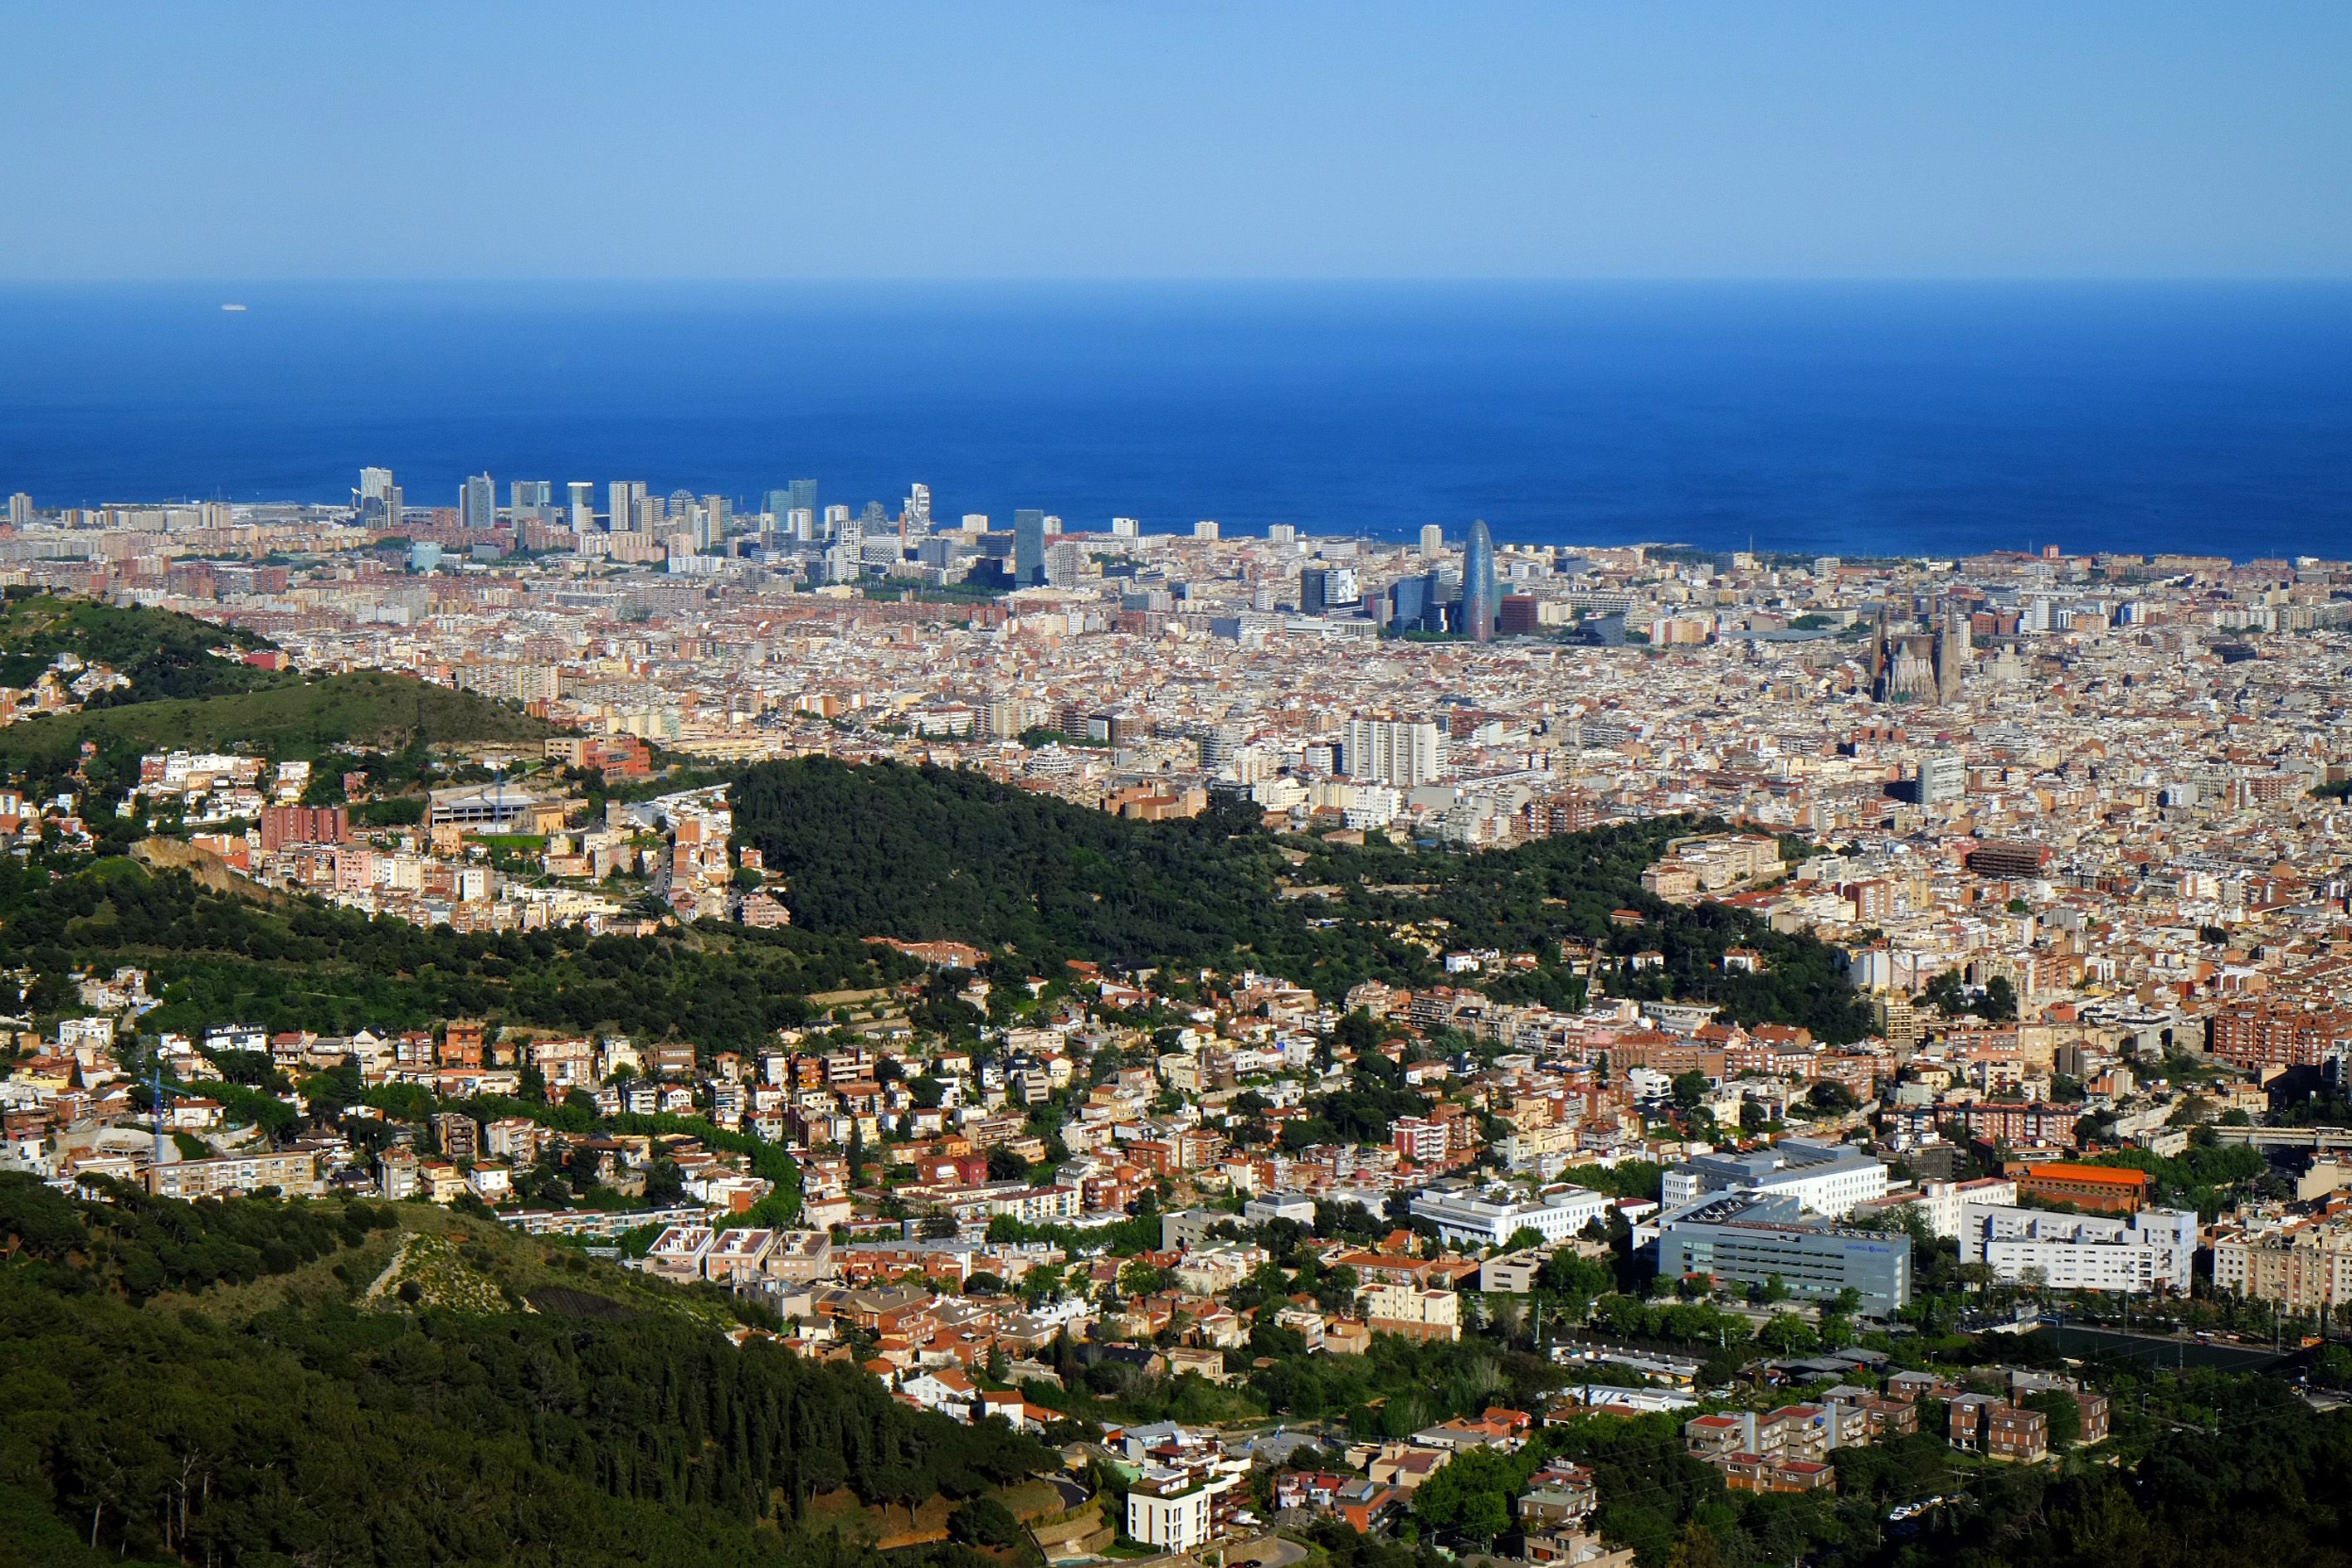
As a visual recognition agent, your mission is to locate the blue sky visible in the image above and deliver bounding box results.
[0,2,2345,280]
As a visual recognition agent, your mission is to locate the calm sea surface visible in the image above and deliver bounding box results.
[0,280,2346,559]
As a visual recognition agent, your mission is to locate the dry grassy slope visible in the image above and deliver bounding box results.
[804,1476,1072,1550]
[144,1201,732,1327]
[131,836,295,904]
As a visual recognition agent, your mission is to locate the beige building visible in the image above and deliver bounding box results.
[1357,1282,1461,1342]
[2211,1216,2352,1312]
[148,1150,319,1200]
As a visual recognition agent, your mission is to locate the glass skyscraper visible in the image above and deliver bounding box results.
[1461,519,1497,642]
[1013,508,1047,586]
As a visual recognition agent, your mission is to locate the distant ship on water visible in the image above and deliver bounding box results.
[220,303,246,312]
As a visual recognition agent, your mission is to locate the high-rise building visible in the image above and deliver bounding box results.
[1013,509,1047,586]
[510,480,553,513]
[1420,523,1445,558]
[763,489,793,526]
[786,479,819,517]
[1388,575,1428,629]
[567,481,597,533]
[1300,568,1331,616]
[824,507,866,584]
[1111,516,1141,538]
[701,494,730,545]
[609,481,647,534]
[460,474,497,533]
[1917,752,1966,806]
[786,508,817,543]
[7,493,32,528]
[1193,519,1220,542]
[903,483,932,537]
[1268,523,1298,546]
[1341,718,1447,786]
[358,467,397,526]
[1461,519,1498,643]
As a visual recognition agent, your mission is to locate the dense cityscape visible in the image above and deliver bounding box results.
[2,470,2350,1568]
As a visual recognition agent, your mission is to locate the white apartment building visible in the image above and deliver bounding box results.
[1959,1203,2196,1293]
[1127,1473,1214,1551]
[1660,1138,1887,1218]
[1342,718,1447,788]
[1409,1180,1611,1248]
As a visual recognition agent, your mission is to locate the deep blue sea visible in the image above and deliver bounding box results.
[0,280,2347,559]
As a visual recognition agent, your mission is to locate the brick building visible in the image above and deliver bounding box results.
[2014,1162,2150,1215]
[259,804,348,851]
[2207,1004,2352,1071]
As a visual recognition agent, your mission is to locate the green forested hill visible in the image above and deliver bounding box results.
[0,747,1862,1047]
[0,1175,1054,1568]
[0,592,553,791]
[730,758,1873,1040]
[0,592,272,699]
[0,853,914,1044]
[0,670,554,778]
[732,757,1308,971]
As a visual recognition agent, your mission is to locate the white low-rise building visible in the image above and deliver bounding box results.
[1660,1138,1887,1218]
[1906,1176,2019,1239]
[1243,1191,1318,1225]
[1958,1203,2195,1293]
[1409,1180,1611,1248]
[1127,1471,1214,1551]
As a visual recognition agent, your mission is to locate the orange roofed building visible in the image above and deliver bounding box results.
[2014,1162,2150,1215]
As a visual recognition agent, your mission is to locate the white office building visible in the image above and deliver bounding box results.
[1959,1203,2196,1293]
[1409,1180,1611,1249]
[1660,1138,1888,1218]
